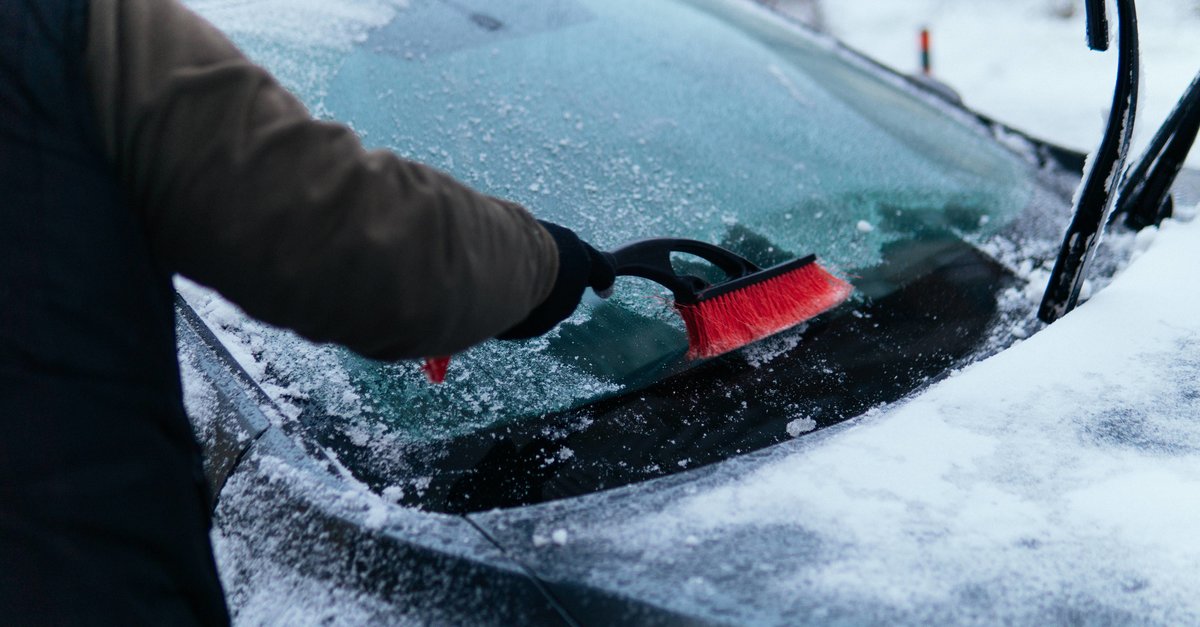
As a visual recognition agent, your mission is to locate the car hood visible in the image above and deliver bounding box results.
[469,202,1200,624]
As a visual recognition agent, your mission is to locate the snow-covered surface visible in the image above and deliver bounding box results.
[474,204,1200,624]
[210,429,558,626]
[472,2,1200,618]
[823,0,1200,168]
[175,0,1200,623]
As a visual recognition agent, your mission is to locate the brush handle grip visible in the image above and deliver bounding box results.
[424,240,748,383]
[604,238,762,304]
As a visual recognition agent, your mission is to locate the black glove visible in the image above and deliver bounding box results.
[498,221,616,340]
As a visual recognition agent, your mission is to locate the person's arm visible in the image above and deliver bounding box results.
[84,0,558,360]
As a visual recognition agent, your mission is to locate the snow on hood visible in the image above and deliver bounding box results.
[475,207,1200,624]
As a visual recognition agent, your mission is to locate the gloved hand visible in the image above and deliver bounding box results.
[498,221,616,340]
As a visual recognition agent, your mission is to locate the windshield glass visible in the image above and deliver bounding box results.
[185,0,1054,506]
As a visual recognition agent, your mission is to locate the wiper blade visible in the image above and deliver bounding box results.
[1084,0,1110,51]
[1111,69,1200,230]
[1039,0,1140,323]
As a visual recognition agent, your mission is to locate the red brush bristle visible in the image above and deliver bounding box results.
[422,356,451,383]
[675,261,853,360]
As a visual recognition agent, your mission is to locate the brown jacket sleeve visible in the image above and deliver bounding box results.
[83,0,558,360]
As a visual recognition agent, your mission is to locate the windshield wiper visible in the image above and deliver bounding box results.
[1039,0,1139,323]
[1110,69,1200,230]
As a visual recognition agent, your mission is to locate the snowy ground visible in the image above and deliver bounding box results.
[822,0,1200,168]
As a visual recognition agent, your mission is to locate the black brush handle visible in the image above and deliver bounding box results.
[603,238,762,305]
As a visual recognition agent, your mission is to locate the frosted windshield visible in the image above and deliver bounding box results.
[195,0,1038,442]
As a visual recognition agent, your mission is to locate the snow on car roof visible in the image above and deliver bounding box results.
[475,204,1200,624]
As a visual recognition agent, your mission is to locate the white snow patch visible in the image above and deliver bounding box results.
[785,417,817,437]
[742,328,806,367]
[590,208,1200,620]
[381,486,405,503]
[213,528,408,627]
[362,499,390,530]
[823,0,1200,168]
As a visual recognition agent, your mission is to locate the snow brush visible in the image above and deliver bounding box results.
[600,238,852,359]
[423,238,852,383]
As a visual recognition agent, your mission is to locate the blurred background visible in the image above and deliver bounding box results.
[757,0,1200,167]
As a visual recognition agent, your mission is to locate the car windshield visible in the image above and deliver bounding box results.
[186,0,1063,511]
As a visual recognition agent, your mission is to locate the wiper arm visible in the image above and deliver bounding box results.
[1039,0,1140,323]
[1111,69,1200,230]
[1084,0,1111,51]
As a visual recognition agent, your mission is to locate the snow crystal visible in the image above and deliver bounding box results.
[785,417,817,437]
[855,220,874,233]
[362,499,389,530]
[742,329,806,368]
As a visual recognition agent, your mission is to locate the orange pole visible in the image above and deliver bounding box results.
[920,27,932,75]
